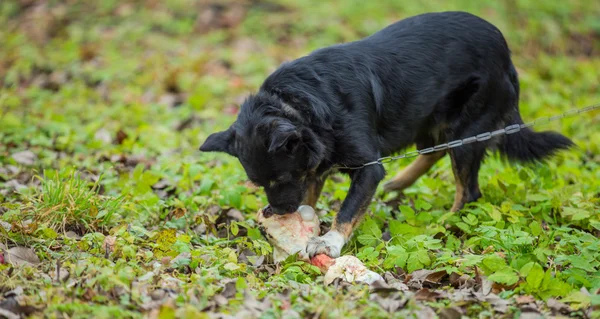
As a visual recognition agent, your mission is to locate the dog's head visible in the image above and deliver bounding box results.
[200,94,326,215]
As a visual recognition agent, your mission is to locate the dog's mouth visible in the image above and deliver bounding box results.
[262,204,298,217]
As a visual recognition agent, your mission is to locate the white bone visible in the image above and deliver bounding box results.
[297,205,315,221]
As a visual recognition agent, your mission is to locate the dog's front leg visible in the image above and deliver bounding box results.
[306,165,384,258]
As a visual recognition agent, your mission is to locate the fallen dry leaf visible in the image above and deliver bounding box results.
[406,269,448,289]
[0,221,11,232]
[382,272,410,291]
[0,308,19,319]
[114,129,128,144]
[414,306,437,319]
[65,231,81,240]
[50,267,70,282]
[103,235,116,253]
[449,273,475,289]
[226,209,244,222]
[94,128,112,144]
[516,295,536,305]
[414,288,446,302]
[5,246,40,266]
[438,306,463,319]
[11,151,36,166]
[0,287,39,318]
[448,288,510,313]
[547,298,570,314]
[481,276,493,295]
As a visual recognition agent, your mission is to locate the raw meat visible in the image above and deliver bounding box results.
[257,205,383,285]
[256,205,319,262]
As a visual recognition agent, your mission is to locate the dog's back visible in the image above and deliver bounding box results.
[262,12,514,152]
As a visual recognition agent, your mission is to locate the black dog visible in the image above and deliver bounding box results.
[200,11,573,258]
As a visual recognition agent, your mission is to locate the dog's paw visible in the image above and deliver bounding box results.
[306,230,345,258]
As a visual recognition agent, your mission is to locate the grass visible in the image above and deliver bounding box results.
[0,0,599,318]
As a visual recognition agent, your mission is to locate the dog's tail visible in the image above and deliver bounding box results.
[498,64,574,162]
[498,114,574,162]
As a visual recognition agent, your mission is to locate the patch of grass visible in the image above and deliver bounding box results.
[0,0,599,318]
[5,169,124,235]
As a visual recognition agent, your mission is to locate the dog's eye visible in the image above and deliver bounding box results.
[269,180,277,188]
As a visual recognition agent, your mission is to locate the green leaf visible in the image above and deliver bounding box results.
[455,222,471,234]
[407,253,423,272]
[399,205,416,224]
[527,193,550,202]
[416,249,431,266]
[247,228,262,240]
[243,195,258,211]
[462,214,478,226]
[482,254,506,273]
[561,207,591,221]
[230,221,239,236]
[566,256,595,272]
[236,277,247,291]
[525,263,544,290]
[529,221,542,237]
[361,218,382,239]
[445,235,460,251]
[223,262,240,271]
[490,207,502,222]
[389,220,420,237]
[414,199,432,211]
[357,234,378,246]
[488,267,519,285]
[199,178,214,195]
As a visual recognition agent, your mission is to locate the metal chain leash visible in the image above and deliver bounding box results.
[335,103,600,170]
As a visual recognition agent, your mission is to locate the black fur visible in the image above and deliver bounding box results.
[200,11,574,247]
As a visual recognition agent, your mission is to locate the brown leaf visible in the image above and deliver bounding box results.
[406,269,448,289]
[449,273,475,289]
[480,276,493,295]
[415,288,446,302]
[448,288,510,313]
[226,209,244,222]
[369,281,410,313]
[438,307,463,319]
[50,267,70,282]
[152,180,171,190]
[381,272,410,291]
[239,290,271,316]
[0,287,39,318]
[220,281,237,299]
[0,308,19,319]
[172,207,186,219]
[518,312,543,319]
[114,129,128,145]
[6,247,40,266]
[547,298,570,314]
[414,306,437,319]
[103,235,116,254]
[516,295,536,305]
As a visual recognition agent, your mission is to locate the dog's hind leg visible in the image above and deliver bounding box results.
[383,152,446,192]
[448,145,484,211]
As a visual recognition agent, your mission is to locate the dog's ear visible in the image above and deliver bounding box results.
[199,128,236,156]
[268,121,301,153]
[302,129,325,169]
